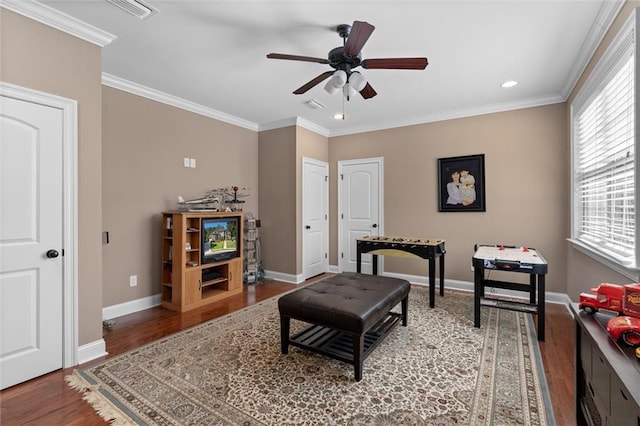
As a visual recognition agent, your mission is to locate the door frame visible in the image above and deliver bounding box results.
[302,157,329,279]
[337,157,384,273]
[1,81,78,368]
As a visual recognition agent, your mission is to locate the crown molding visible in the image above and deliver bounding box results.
[0,0,116,47]
[295,117,330,137]
[329,94,564,137]
[560,0,626,98]
[102,73,259,132]
[258,117,297,132]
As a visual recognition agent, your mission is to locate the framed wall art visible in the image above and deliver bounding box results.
[437,154,486,212]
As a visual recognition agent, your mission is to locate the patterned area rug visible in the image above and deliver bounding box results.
[66,285,554,425]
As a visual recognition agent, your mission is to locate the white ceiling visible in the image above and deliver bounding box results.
[31,0,622,136]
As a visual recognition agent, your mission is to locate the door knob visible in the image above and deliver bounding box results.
[305,225,311,229]
[46,249,59,258]
[372,224,378,228]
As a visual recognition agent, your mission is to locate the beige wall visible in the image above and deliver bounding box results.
[258,127,297,275]
[329,103,569,293]
[563,1,639,300]
[102,87,258,306]
[1,10,104,345]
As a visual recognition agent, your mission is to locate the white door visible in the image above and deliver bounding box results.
[302,158,328,279]
[0,93,65,389]
[338,157,383,273]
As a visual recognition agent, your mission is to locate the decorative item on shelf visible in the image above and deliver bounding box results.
[176,191,220,211]
[243,212,263,284]
[218,186,250,212]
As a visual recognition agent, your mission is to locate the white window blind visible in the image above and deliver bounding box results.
[571,10,638,276]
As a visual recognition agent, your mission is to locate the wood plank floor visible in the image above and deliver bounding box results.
[0,278,576,425]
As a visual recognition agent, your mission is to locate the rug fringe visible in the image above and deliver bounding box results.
[65,371,138,425]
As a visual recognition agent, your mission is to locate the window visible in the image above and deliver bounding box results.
[571,9,639,279]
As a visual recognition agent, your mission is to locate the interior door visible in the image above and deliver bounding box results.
[0,94,64,389]
[338,158,383,273]
[302,158,328,279]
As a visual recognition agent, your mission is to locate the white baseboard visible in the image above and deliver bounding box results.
[77,338,107,365]
[102,293,162,320]
[382,270,571,307]
[263,269,304,284]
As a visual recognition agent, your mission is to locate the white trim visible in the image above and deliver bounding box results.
[77,339,107,365]
[295,117,330,137]
[328,95,564,137]
[259,117,298,132]
[561,0,626,99]
[263,269,304,284]
[382,271,571,306]
[102,73,259,131]
[0,0,116,47]
[102,294,162,320]
[0,81,79,368]
[568,238,640,281]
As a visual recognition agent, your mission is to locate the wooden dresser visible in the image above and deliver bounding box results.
[571,304,640,425]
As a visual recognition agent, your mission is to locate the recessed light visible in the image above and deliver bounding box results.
[333,113,344,120]
[501,80,518,88]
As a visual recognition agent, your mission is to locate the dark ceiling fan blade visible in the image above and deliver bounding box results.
[361,58,428,70]
[359,82,377,99]
[343,21,375,56]
[293,71,334,94]
[267,53,330,65]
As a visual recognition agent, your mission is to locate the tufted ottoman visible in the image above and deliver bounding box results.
[278,272,410,381]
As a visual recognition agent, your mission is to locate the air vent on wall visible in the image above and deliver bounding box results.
[107,0,157,19]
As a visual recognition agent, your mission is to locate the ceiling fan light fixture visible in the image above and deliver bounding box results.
[349,72,367,92]
[343,83,357,100]
[324,70,347,95]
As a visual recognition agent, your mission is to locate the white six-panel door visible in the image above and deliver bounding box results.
[338,157,383,273]
[0,91,66,389]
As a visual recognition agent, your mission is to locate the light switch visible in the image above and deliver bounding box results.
[190,158,196,168]
[183,157,190,167]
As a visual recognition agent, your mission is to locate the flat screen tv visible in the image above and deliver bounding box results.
[201,216,240,264]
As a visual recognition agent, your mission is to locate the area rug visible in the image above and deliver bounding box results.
[66,285,555,425]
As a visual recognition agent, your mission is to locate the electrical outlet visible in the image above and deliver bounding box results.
[183,157,190,167]
[129,275,137,287]
[189,158,196,168]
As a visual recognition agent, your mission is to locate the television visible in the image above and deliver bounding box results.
[201,216,240,264]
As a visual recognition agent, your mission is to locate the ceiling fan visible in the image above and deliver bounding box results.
[266,21,428,100]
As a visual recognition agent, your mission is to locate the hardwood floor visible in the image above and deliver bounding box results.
[0,279,576,425]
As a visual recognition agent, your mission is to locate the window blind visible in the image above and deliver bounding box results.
[573,47,635,263]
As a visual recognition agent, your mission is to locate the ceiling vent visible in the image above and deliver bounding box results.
[303,99,325,110]
[107,0,157,19]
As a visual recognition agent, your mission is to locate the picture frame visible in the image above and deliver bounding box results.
[437,154,486,212]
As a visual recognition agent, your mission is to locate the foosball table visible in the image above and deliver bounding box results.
[472,244,548,341]
[356,236,446,308]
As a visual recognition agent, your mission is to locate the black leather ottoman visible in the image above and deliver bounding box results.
[278,272,410,381]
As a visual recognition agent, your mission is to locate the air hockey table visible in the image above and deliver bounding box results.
[472,244,548,341]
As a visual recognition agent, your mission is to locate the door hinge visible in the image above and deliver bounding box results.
[325,175,328,181]
[62,249,65,256]
[325,253,328,258]
[340,174,344,180]
[341,213,344,219]
[341,252,344,258]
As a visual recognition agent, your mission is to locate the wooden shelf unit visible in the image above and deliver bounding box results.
[161,211,243,312]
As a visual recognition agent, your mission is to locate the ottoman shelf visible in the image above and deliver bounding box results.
[278,272,410,381]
